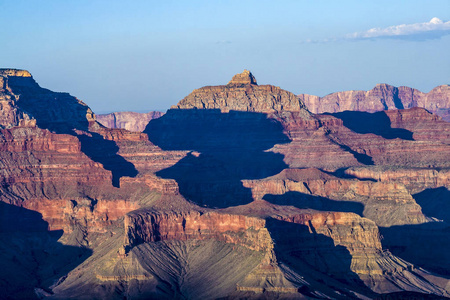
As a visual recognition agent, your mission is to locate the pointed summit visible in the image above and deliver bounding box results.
[227,70,257,86]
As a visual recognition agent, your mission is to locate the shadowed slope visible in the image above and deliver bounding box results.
[328,111,414,140]
[413,187,450,223]
[145,109,290,208]
[263,191,364,216]
[0,202,92,299]
[380,187,450,275]
[266,218,375,299]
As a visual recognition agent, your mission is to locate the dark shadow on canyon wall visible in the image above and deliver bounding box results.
[381,187,450,276]
[266,218,375,298]
[413,187,450,223]
[145,109,290,208]
[77,133,138,187]
[263,191,364,217]
[328,111,414,140]
[0,202,92,299]
[7,75,137,187]
[335,142,375,165]
[380,222,450,276]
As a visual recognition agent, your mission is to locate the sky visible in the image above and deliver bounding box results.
[1,0,449,113]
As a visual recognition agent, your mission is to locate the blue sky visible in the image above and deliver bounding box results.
[1,0,449,113]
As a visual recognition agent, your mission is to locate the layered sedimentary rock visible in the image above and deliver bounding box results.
[300,83,450,122]
[243,168,426,227]
[173,71,310,115]
[96,111,164,132]
[345,167,450,194]
[268,108,450,172]
[124,210,271,252]
[1,69,450,299]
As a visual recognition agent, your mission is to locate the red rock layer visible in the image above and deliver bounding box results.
[345,167,450,194]
[267,109,450,171]
[0,126,153,233]
[93,127,186,175]
[313,111,450,168]
[124,210,271,251]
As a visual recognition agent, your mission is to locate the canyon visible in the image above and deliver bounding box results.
[0,69,449,299]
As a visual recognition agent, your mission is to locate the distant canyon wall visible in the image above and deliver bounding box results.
[96,111,164,132]
[300,83,450,121]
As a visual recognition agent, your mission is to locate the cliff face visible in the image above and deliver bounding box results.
[1,69,450,299]
[124,210,271,252]
[301,83,450,122]
[0,70,36,128]
[96,111,164,132]
[0,68,95,133]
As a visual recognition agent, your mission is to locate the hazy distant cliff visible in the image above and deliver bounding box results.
[96,111,164,132]
[300,83,450,121]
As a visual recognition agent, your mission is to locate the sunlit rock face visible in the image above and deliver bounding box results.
[1,69,450,299]
[173,70,310,114]
[300,82,450,122]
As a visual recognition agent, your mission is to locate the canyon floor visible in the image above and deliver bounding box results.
[0,69,449,299]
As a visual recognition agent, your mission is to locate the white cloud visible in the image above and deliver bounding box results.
[346,17,450,40]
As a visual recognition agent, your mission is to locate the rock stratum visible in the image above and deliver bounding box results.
[300,83,450,122]
[0,69,450,299]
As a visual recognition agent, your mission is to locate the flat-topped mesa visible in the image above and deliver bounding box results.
[0,69,32,78]
[0,69,37,89]
[172,70,311,116]
[227,69,257,86]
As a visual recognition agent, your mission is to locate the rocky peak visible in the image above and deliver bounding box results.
[0,69,38,89]
[172,70,310,115]
[227,70,257,86]
[0,69,32,78]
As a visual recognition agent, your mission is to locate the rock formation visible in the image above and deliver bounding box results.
[1,69,450,299]
[96,111,164,132]
[227,69,258,85]
[300,83,450,122]
[174,70,310,114]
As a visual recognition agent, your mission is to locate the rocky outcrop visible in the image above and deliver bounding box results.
[300,83,450,122]
[0,69,36,128]
[227,69,258,85]
[344,166,450,194]
[173,70,311,115]
[243,168,426,227]
[0,68,95,133]
[96,111,164,132]
[123,210,271,252]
